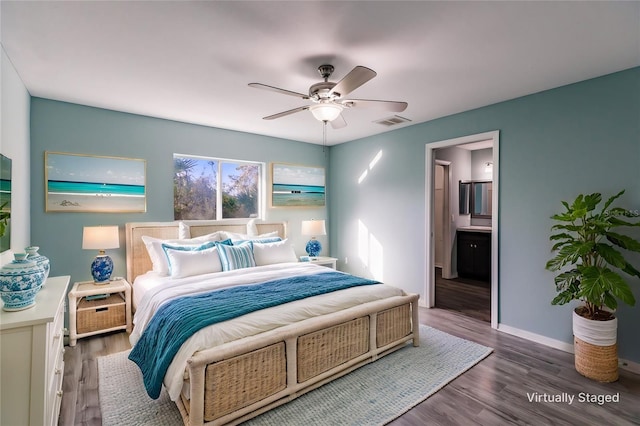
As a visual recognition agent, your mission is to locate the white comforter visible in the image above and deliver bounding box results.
[130,262,404,401]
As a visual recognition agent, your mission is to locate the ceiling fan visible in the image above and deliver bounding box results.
[249,64,408,129]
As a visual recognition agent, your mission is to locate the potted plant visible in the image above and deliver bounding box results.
[546,190,640,382]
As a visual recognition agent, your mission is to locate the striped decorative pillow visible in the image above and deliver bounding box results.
[216,241,256,271]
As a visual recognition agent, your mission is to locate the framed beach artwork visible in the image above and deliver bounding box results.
[0,154,11,253]
[271,163,325,207]
[45,152,146,213]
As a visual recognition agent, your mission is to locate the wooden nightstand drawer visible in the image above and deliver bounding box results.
[77,294,126,334]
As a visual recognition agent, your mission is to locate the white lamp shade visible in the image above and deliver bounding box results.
[301,220,326,237]
[82,226,120,250]
[309,103,343,122]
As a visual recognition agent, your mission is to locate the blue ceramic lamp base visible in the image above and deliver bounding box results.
[305,238,322,258]
[91,254,113,284]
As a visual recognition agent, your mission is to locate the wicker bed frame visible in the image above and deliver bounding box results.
[125,220,419,426]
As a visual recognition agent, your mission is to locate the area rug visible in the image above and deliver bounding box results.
[98,325,492,426]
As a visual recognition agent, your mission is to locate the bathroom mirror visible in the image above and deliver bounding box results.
[459,181,470,215]
[471,181,492,218]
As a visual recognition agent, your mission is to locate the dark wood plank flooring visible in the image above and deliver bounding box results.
[435,267,491,323]
[60,308,640,425]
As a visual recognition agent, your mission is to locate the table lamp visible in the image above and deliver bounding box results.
[82,226,120,284]
[301,220,326,258]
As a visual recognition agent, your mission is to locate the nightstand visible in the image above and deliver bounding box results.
[68,278,132,346]
[308,256,338,269]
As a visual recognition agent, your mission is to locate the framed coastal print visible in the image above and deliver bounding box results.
[271,163,325,207]
[0,154,11,252]
[45,152,146,213]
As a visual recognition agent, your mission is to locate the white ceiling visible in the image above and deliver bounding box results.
[2,1,639,145]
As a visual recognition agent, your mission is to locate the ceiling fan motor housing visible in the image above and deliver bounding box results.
[309,81,338,102]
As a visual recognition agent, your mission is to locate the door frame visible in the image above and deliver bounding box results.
[425,130,500,329]
[434,160,452,277]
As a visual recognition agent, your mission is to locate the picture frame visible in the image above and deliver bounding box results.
[271,163,325,208]
[0,154,11,253]
[45,151,146,213]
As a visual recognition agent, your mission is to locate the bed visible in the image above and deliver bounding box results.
[125,220,419,426]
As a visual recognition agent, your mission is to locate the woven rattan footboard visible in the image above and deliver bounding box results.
[175,293,419,426]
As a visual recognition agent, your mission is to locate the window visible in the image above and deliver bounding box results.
[173,154,262,220]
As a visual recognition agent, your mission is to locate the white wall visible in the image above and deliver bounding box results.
[0,46,31,266]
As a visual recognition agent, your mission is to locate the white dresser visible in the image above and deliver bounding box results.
[0,275,69,426]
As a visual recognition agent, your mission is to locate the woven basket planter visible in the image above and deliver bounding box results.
[572,310,618,382]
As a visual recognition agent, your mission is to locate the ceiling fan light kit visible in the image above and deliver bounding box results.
[249,64,408,128]
[309,102,343,122]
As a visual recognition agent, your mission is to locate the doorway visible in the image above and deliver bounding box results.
[425,131,499,329]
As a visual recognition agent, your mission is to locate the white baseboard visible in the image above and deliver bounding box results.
[618,357,640,375]
[497,323,640,375]
[498,323,574,353]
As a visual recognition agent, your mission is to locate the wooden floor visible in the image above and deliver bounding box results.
[59,308,640,426]
[434,268,491,323]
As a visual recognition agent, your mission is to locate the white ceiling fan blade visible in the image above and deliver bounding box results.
[328,66,376,98]
[330,114,347,129]
[249,83,309,99]
[263,106,309,120]
[342,99,408,112]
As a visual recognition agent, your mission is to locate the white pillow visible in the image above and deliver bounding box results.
[178,222,226,241]
[142,236,220,275]
[164,246,222,278]
[178,221,191,239]
[222,230,280,243]
[253,239,297,266]
[246,218,259,236]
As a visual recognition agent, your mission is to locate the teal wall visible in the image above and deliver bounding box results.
[30,98,328,291]
[329,67,640,362]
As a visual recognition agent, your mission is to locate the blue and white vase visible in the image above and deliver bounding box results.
[0,253,45,311]
[305,238,322,258]
[25,246,50,284]
[91,254,114,283]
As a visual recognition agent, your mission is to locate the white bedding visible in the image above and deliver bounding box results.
[130,262,404,401]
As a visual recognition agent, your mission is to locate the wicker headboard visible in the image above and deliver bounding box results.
[125,220,287,284]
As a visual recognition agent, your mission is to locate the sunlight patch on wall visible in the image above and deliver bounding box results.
[358,220,369,266]
[358,219,384,281]
[358,170,368,184]
[369,233,384,281]
[357,150,383,184]
[369,150,383,169]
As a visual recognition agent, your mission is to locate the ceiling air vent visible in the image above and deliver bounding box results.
[373,115,412,127]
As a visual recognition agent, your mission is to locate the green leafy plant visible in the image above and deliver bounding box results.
[546,190,640,320]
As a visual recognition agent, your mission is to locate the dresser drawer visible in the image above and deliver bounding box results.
[47,300,65,382]
[46,347,64,426]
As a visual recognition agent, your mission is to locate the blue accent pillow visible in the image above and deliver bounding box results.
[216,241,256,271]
